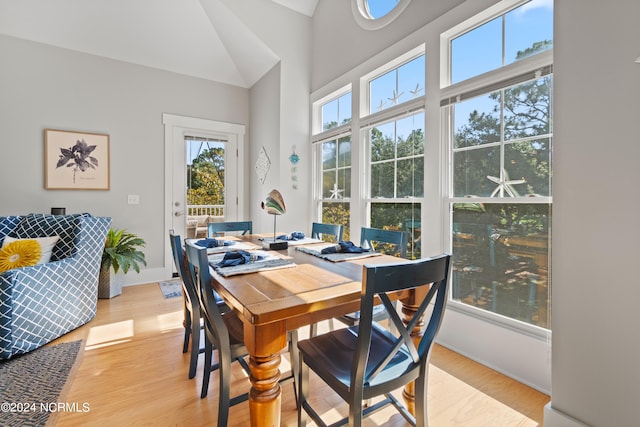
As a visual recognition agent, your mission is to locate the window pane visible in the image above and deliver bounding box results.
[322,141,336,169]
[454,93,501,149]
[371,162,394,198]
[322,137,351,200]
[451,17,502,84]
[322,170,336,199]
[370,124,395,162]
[322,93,352,130]
[338,167,351,198]
[338,137,352,168]
[451,0,553,85]
[505,0,553,65]
[338,92,352,126]
[504,138,551,196]
[504,76,552,141]
[452,202,550,328]
[397,157,423,198]
[370,55,425,114]
[322,202,351,241]
[396,112,424,157]
[370,69,395,113]
[370,202,421,259]
[453,146,500,197]
[366,0,397,19]
[397,55,425,104]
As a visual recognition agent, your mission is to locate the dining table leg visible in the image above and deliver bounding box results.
[244,322,288,427]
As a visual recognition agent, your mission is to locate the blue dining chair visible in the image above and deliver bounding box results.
[184,240,299,425]
[298,254,452,427]
[335,227,410,329]
[169,231,230,379]
[208,221,253,237]
[311,222,343,243]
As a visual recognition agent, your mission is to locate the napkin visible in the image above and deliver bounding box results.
[216,250,264,267]
[196,238,234,248]
[320,241,369,254]
[277,231,306,241]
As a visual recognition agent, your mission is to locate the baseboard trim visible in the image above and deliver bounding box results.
[544,403,589,427]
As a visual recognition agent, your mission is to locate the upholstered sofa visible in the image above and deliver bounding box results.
[0,213,111,360]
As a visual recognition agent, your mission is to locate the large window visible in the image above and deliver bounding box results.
[313,90,353,240]
[444,0,553,329]
[320,136,352,240]
[365,53,425,259]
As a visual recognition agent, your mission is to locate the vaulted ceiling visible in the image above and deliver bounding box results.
[0,0,319,88]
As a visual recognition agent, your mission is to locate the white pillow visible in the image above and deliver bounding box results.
[2,236,60,264]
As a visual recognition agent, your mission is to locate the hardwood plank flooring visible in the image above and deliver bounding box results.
[52,282,549,426]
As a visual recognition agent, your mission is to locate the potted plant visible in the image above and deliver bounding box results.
[98,228,147,299]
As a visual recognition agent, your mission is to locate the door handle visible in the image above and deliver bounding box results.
[174,211,184,217]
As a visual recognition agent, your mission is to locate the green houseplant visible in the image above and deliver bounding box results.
[98,228,147,299]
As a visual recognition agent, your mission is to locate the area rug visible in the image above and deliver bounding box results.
[159,279,182,298]
[0,339,84,427]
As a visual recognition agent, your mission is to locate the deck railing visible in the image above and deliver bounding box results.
[187,205,225,217]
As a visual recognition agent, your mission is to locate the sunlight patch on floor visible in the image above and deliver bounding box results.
[85,320,134,350]
[157,310,184,332]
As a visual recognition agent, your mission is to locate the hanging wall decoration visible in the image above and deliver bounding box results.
[289,145,300,190]
[255,146,271,184]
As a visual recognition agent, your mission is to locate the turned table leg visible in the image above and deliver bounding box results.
[244,322,287,427]
[249,353,282,426]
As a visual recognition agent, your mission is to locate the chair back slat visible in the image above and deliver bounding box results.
[208,221,253,237]
[311,222,343,242]
[360,227,408,258]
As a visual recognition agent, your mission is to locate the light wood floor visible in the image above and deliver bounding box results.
[52,282,549,426]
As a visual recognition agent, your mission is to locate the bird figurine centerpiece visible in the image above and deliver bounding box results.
[261,189,288,250]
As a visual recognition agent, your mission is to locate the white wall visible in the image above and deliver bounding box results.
[0,34,249,285]
[546,1,640,425]
[311,0,465,91]
[223,0,312,235]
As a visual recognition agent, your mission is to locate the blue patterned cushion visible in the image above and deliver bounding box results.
[11,213,90,261]
[0,216,21,246]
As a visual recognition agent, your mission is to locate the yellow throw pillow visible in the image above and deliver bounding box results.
[0,239,42,273]
[2,236,59,264]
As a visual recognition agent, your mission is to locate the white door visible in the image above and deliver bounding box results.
[163,114,245,278]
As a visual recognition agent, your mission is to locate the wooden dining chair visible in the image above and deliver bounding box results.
[297,254,452,427]
[207,221,253,237]
[169,231,232,379]
[311,222,343,243]
[184,240,299,424]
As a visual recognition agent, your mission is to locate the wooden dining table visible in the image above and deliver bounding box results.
[206,234,426,427]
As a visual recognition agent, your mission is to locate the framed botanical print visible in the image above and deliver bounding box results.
[45,129,110,190]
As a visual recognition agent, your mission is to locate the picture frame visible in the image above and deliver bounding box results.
[45,129,110,190]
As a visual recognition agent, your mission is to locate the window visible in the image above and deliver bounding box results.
[450,0,553,84]
[444,0,553,329]
[351,0,412,30]
[322,92,352,131]
[365,53,425,259]
[320,136,352,239]
[313,90,353,240]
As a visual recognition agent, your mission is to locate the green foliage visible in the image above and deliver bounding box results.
[187,147,225,206]
[101,228,147,274]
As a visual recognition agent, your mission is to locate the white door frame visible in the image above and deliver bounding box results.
[163,113,246,279]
